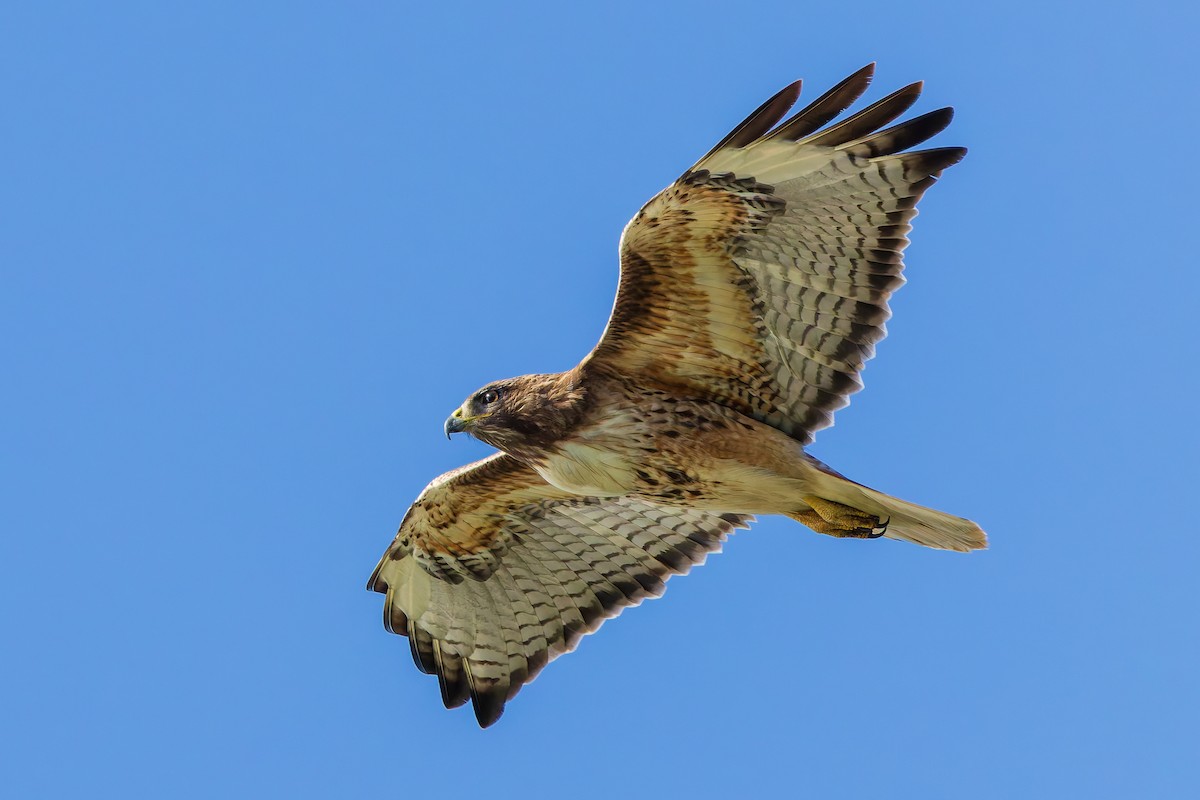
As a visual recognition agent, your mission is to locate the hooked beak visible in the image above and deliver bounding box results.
[444,408,467,439]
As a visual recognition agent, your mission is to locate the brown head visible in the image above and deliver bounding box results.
[443,371,586,457]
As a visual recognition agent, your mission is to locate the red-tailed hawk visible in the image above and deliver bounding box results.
[368,64,986,727]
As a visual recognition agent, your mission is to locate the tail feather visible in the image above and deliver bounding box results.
[803,457,986,552]
[854,485,987,552]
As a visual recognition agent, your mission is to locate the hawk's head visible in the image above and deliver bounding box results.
[444,372,584,456]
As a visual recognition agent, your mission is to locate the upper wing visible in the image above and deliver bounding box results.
[367,453,751,727]
[581,64,965,445]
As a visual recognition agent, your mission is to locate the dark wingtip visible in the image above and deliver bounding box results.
[767,63,878,143]
[695,79,803,163]
[365,559,386,593]
[852,107,958,158]
[842,63,877,88]
[919,146,969,172]
[436,670,471,710]
[407,619,439,675]
[472,693,507,728]
[800,80,925,149]
[462,658,508,728]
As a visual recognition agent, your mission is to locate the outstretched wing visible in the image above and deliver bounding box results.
[581,64,965,445]
[367,453,751,727]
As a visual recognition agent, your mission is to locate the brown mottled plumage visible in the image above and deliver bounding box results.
[368,64,986,727]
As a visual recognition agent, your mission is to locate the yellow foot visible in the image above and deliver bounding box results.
[791,496,889,540]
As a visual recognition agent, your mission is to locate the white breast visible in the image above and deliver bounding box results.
[533,442,634,497]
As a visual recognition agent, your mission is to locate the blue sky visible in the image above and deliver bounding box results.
[4,1,1198,797]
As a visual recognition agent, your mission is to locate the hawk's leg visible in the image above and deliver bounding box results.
[791,496,889,539]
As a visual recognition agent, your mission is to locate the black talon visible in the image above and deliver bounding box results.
[867,517,890,539]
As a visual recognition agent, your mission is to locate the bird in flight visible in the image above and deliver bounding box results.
[368,64,986,727]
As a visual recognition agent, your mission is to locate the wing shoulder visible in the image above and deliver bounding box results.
[367,453,563,585]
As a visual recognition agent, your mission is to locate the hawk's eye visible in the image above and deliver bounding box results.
[480,389,500,406]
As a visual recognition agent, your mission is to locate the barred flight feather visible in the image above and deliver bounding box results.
[370,65,982,728]
[582,63,965,445]
[368,453,750,726]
